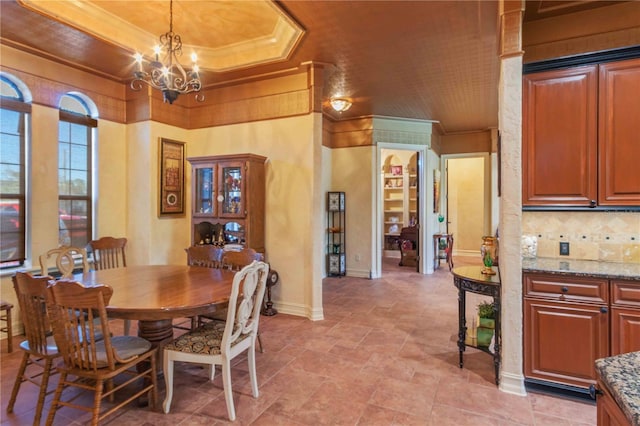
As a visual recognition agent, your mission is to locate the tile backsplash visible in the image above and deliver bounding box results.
[522,211,640,263]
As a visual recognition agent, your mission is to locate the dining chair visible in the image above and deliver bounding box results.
[175,245,226,332]
[185,245,224,268]
[445,234,454,271]
[88,236,127,270]
[7,272,61,426]
[0,300,14,353]
[39,245,90,278]
[221,248,262,270]
[162,260,269,421]
[45,279,158,426]
[88,236,131,334]
[199,247,265,353]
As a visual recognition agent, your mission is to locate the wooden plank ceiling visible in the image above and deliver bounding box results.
[0,0,623,134]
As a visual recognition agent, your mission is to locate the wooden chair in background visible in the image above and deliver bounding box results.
[88,236,127,270]
[162,261,269,421]
[39,245,90,278]
[0,300,13,353]
[88,236,131,334]
[7,272,61,426]
[221,248,262,271]
[445,234,454,271]
[45,280,157,426]
[174,245,225,331]
[185,245,223,268]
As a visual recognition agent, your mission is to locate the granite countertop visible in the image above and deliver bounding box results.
[522,257,640,280]
[595,351,640,426]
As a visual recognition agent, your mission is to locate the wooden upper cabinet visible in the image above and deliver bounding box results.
[523,56,640,208]
[598,58,640,205]
[523,65,598,206]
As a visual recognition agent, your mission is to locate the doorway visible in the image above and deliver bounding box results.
[380,148,420,273]
[442,154,491,257]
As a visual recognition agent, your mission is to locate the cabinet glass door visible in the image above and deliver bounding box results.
[194,165,215,216]
[219,162,244,217]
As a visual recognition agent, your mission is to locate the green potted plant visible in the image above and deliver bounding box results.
[476,301,495,347]
[477,301,495,328]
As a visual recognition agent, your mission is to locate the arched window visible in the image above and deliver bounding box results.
[58,93,97,248]
[0,73,31,268]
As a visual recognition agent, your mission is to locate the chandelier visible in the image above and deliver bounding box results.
[131,0,203,104]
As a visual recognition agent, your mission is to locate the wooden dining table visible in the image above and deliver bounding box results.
[73,264,237,347]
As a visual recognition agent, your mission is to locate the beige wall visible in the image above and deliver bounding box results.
[333,146,375,277]
[95,120,128,239]
[447,157,486,254]
[188,115,323,318]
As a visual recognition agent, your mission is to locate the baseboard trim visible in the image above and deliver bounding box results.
[524,378,595,404]
[499,371,527,396]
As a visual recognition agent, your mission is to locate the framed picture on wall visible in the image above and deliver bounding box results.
[159,138,185,216]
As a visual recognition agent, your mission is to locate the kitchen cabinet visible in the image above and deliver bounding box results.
[188,154,266,253]
[524,272,640,394]
[596,377,632,426]
[523,57,640,207]
[523,273,609,389]
[598,59,640,205]
[610,280,640,355]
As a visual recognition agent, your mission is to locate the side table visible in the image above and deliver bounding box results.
[433,233,454,270]
[452,265,501,385]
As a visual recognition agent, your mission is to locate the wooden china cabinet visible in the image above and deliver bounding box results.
[188,154,266,253]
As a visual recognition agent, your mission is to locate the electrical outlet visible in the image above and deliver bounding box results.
[559,242,570,256]
[354,254,361,262]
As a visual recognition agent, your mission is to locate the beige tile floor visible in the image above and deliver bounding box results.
[0,256,596,425]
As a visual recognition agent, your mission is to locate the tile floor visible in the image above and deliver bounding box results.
[0,256,596,425]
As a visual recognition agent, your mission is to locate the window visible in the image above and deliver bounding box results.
[0,74,31,268]
[58,94,96,249]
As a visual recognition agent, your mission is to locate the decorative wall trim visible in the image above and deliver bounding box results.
[523,44,640,73]
[271,301,322,320]
[0,65,126,123]
[346,268,371,279]
[500,2,525,59]
[373,128,429,146]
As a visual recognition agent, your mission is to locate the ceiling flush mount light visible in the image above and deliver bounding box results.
[330,97,352,113]
[131,0,203,104]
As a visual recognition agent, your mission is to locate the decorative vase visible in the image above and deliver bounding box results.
[480,236,498,275]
